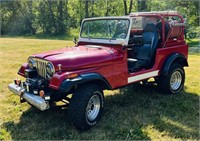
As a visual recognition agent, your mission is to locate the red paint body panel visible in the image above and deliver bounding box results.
[47,46,126,90]
[155,45,188,70]
[18,63,28,77]
[32,46,115,71]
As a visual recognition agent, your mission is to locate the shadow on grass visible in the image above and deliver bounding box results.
[3,84,199,140]
[186,38,200,47]
[187,40,200,47]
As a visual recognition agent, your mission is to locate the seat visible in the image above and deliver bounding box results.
[128,23,159,72]
[156,22,170,42]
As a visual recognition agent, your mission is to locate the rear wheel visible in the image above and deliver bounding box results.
[68,83,104,131]
[158,64,185,94]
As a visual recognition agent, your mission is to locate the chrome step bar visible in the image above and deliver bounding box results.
[8,83,49,111]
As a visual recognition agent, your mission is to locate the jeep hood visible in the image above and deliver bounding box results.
[31,45,116,71]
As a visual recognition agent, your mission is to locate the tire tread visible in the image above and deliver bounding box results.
[68,83,103,130]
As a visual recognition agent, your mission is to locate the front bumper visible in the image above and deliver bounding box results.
[8,83,49,111]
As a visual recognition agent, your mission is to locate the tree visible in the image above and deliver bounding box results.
[129,0,133,13]
[123,0,134,15]
[85,0,89,18]
[137,0,147,12]
[16,1,36,34]
[0,0,199,36]
[58,0,66,34]
[123,0,128,15]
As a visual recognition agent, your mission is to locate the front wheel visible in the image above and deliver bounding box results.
[68,83,104,131]
[157,64,185,94]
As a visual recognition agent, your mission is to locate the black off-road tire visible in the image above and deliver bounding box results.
[157,64,185,94]
[68,83,104,131]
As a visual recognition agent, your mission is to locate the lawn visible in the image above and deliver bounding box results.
[0,38,199,140]
[186,38,200,48]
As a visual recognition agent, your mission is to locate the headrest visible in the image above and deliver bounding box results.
[133,35,144,46]
[156,22,170,37]
[144,23,157,33]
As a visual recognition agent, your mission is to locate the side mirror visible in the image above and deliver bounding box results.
[73,37,77,44]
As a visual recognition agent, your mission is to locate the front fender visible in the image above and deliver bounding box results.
[59,73,112,93]
[161,53,188,76]
[18,63,29,77]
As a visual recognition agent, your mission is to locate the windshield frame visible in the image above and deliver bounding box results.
[78,17,132,46]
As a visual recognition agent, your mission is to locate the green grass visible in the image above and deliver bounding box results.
[0,38,199,140]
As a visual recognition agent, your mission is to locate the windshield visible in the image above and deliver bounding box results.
[81,19,130,40]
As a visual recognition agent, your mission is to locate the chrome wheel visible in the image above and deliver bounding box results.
[157,64,185,94]
[86,95,101,121]
[170,71,182,91]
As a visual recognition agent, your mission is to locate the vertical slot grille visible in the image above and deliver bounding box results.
[35,60,48,79]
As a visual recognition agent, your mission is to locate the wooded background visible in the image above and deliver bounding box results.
[0,0,199,36]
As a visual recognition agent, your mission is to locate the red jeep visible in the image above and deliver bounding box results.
[8,11,188,130]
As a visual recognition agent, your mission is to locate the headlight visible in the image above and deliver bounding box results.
[46,62,55,78]
[28,58,36,69]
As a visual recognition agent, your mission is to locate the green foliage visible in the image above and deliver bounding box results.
[150,0,199,28]
[0,0,199,36]
[187,38,200,48]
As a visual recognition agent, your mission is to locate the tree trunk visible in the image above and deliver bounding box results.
[105,0,110,16]
[79,0,83,26]
[28,0,35,34]
[16,1,36,34]
[58,0,65,34]
[85,0,89,18]
[137,0,147,12]
[45,0,57,34]
[123,0,128,15]
[59,1,63,22]
[129,0,133,14]
[91,0,94,17]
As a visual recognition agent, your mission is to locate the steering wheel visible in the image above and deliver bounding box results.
[127,36,135,50]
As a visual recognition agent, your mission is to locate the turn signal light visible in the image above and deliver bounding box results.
[66,73,78,79]
[14,78,21,86]
[39,90,45,98]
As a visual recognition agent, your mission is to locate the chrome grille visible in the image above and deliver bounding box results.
[35,59,48,79]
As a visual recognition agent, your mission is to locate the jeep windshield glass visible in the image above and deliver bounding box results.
[81,19,130,40]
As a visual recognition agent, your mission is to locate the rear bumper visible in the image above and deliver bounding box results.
[8,83,49,111]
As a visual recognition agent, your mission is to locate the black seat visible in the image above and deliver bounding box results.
[128,23,159,72]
